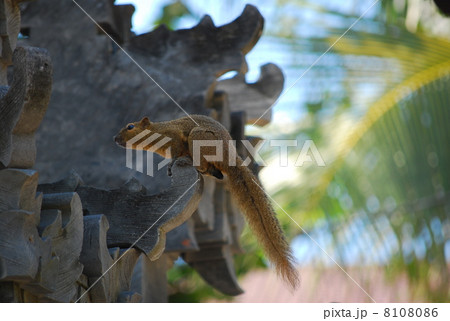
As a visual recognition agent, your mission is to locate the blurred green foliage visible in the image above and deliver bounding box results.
[154,1,194,30]
[262,0,450,302]
[162,0,450,302]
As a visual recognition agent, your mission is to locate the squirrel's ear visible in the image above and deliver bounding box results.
[140,117,150,126]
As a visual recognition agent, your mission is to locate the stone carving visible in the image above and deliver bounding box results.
[1,0,285,302]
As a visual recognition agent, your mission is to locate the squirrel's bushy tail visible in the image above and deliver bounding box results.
[224,159,299,289]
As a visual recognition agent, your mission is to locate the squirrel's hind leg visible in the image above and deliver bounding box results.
[187,127,224,180]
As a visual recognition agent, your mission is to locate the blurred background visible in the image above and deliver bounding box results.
[115,0,450,302]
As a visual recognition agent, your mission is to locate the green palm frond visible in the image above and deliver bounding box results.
[271,20,450,300]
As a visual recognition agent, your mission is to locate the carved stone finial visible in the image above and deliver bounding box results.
[217,63,284,126]
[0,46,52,168]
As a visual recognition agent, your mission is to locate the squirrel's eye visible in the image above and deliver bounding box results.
[127,124,135,130]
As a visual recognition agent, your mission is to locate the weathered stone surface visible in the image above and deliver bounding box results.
[0,209,43,282]
[227,112,247,253]
[75,274,90,303]
[37,169,84,194]
[0,168,41,217]
[0,0,24,84]
[92,1,135,45]
[185,181,244,296]
[0,47,52,168]
[192,176,216,232]
[165,220,199,253]
[76,158,203,259]
[117,291,142,303]
[230,111,247,156]
[130,254,168,303]
[184,245,243,296]
[9,47,52,168]
[0,169,42,282]
[195,182,231,245]
[79,215,140,303]
[40,192,84,302]
[0,168,58,298]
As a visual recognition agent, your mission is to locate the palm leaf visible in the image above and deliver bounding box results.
[267,19,450,300]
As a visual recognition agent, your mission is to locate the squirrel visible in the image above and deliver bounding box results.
[114,114,299,288]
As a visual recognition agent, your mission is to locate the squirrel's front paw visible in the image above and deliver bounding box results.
[168,157,193,176]
[174,156,193,167]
